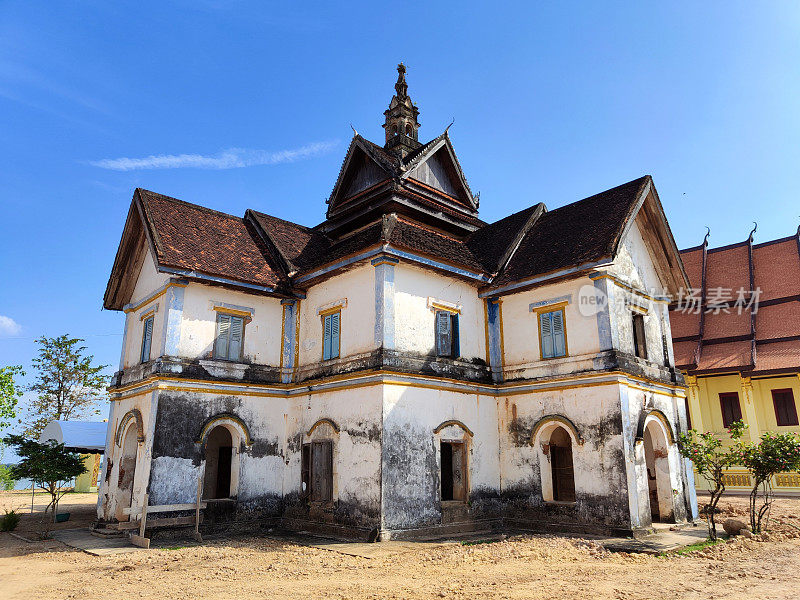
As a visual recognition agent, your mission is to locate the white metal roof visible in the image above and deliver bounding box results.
[39,420,107,453]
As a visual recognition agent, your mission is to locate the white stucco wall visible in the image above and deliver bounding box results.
[178,283,283,365]
[393,264,485,360]
[500,278,602,377]
[297,264,376,367]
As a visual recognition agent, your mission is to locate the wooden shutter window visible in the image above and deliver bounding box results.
[214,314,245,361]
[140,316,154,364]
[228,316,243,360]
[719,392,743,428]
[632,313,648,359]
[436,310,452,357]
[322,311,340,361]
[540,309,566,359]
[215,314,231,359]
[773,389,799,427]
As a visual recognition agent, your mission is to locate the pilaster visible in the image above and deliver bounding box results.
[159,281,187,357]
[685,374,705,433]
[739,376,761,442]
[280,299,299,384]
[485,297,505,383]
[372,256,398,350]
[119,312,131,371]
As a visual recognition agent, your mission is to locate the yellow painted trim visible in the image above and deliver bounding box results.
[530,415,584,446]
[430,302,461,315]
[123,281,188,314]
[293,300,301,371]
[371,258,398,267]
[483,299,491,365]
[213,306,252,318]
[197,414,252,445]
[628,303,649,315]
[279,303,287,370]
[139,309,156,322]
[497,299,506,370]
[537,307,569,361]
[318,302,346,316]
[433,419,474,437]
[320,309,342,361]
[530,300,569,315]
[307,418,340,436]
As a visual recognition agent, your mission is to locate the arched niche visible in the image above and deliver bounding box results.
[197,414,252,501]
[114,408,144,447]
[635,409,675,446]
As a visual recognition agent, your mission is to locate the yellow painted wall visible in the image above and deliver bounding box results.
[687,371,800,491]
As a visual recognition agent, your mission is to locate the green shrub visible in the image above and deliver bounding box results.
[1,509,20,532]
[0,464,17,491]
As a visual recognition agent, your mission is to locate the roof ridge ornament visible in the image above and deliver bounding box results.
[383,63,421,157]
[702,226,711,247]
[748,221,758,243]
[395,63,408,99]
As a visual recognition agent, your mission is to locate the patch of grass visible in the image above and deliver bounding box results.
[657,538,724,557]
[162,545,187,551]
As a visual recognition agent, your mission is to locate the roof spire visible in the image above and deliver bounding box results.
[395,63,408,99]
[383,63,421,158]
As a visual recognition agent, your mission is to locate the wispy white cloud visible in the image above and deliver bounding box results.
[0,316,21,337]
[89,141,339,171]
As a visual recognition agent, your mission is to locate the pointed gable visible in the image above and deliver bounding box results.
[326,135,396,218]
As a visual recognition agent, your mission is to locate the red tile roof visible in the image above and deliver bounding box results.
[671,230,800,375]
[138,189,283,289]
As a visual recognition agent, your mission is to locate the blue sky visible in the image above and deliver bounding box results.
[1,2,799,421]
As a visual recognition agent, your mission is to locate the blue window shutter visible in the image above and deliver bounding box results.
[436,310,452,356]
[229,316,243,360]
[451,314,460,358]
[323,314,332,360]
[330,312,340,359]
[140,317,153,363]
[552,310,566,357]
[540,312,554,359]
[216,314,231,359]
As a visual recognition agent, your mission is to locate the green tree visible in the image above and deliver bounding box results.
[734,431,800,533]
[3,434,86,535]
[678,421,746,540]
[23,335,108,437]
[0,365,24,431]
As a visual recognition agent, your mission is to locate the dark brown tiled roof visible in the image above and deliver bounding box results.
[493,176,651,286]
[248,210,332,274]
[670,230,800,375]
[388,215,485,272]
[137,189,282,288]
[466,204,542,273]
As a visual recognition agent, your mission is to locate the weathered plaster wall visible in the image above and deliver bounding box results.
[121,249,170,369]
[298,264,376,367]
[380,383,500,532]
[283,385,383,531]
[498,383,632,531]
[147,390,287,518]
[393,263,485,361]
[609,218,673,367]
[98,391,157,521]
[623,384,693,526]
[178,283,283,365]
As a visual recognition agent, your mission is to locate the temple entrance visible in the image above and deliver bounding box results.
[204,426,234,499]
[643,419,673,522]
[440,441,466,501]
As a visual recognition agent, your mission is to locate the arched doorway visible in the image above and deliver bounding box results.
[116,424,139,519]
[535,421,577,503]
[643,418,673,522]
[203,425,236,500]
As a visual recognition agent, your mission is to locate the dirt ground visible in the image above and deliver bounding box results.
[2,492,800,600]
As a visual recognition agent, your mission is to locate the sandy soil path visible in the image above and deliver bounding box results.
[2,493,800,600]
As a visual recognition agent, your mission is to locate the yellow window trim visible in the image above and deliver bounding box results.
[139,308,157,322]
[530,300,569,315]
[537,307,569,361]
[320,309,342,361]
[213,306,252,319]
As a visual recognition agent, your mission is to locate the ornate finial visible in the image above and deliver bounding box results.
[748,221,758,242]
[445,118,455,134]
[395,63,408,98]
[702,227,710,247]
[350,123,358,136]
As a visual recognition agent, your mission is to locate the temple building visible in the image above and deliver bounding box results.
[671,228,800,492]
[97,65,697,540]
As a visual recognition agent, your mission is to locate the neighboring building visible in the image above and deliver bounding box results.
[40,420,106,492]
[97,65,696,540]
[671,228,800,492]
